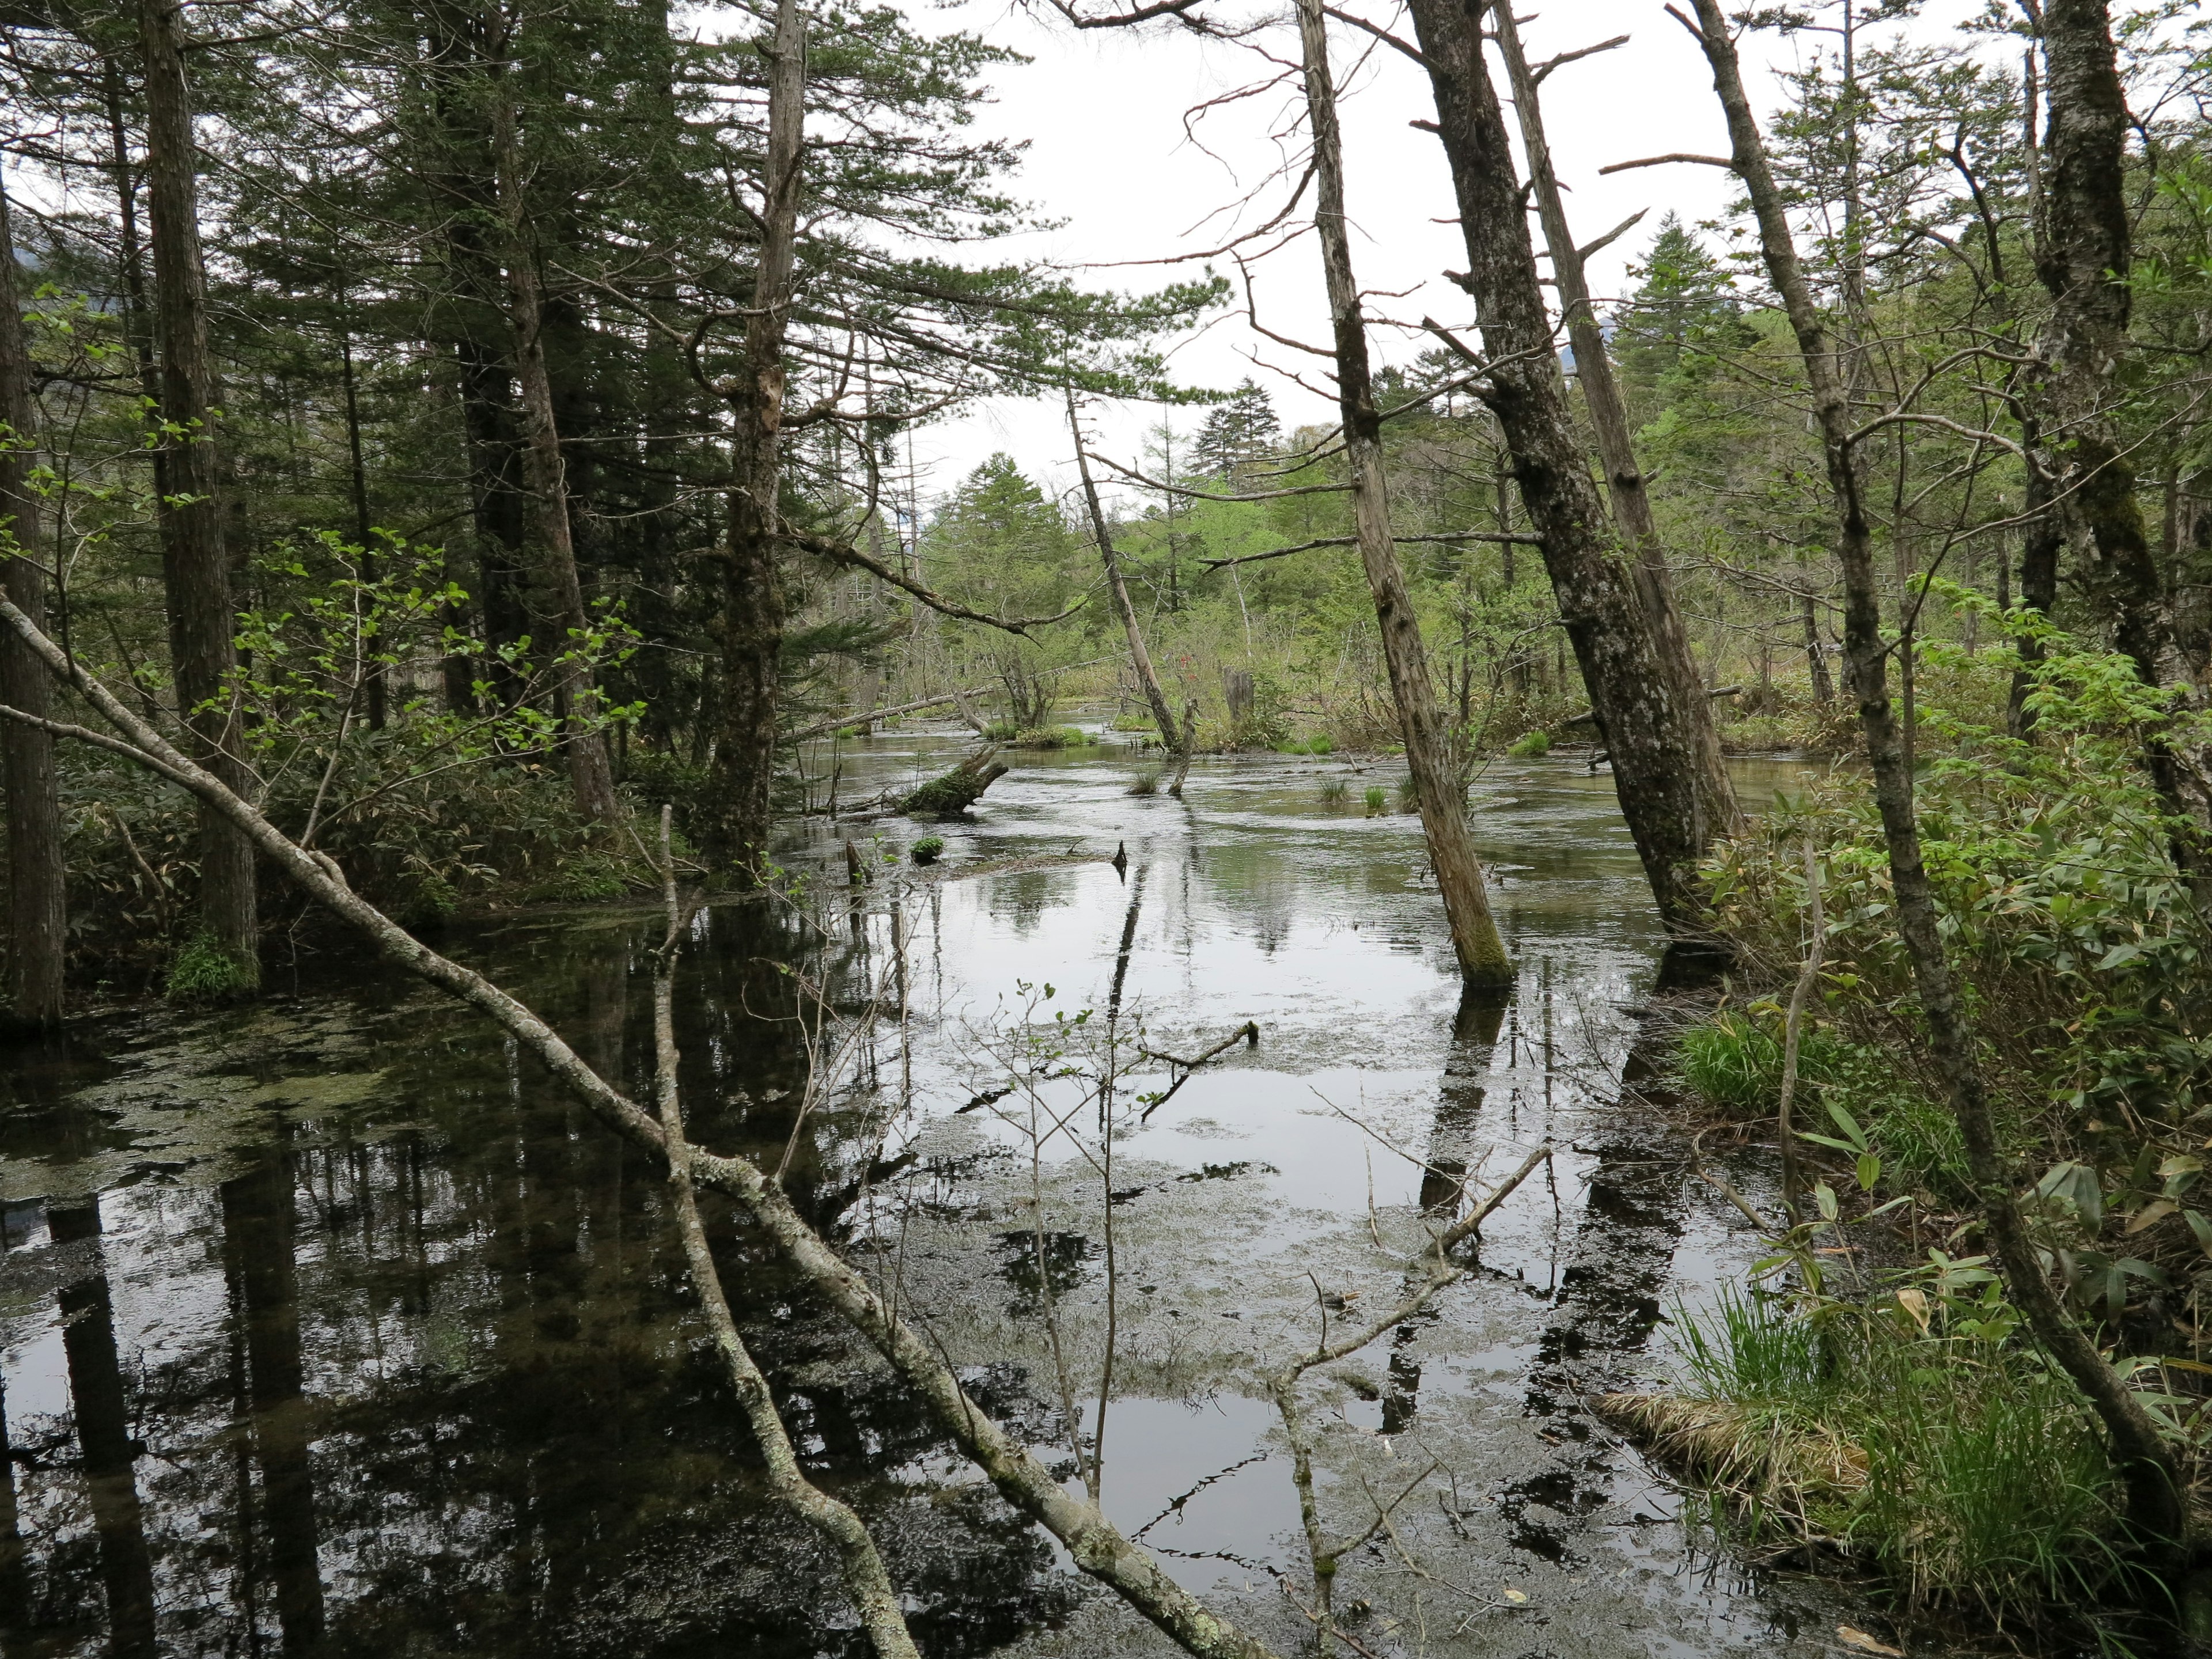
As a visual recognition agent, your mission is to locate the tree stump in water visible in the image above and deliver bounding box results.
[900,748,1009,818]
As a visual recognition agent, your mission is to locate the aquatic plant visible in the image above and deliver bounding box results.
[1396,774,1418,811]
[1319,778,1348,804]
[1126,771,1161,797]
[910,835,945,866]
[1508,730,1550,757]
[1363,785,1386,815]
[1306,734,1334,756]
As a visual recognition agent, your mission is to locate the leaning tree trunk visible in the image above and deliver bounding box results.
[489,50,619,824]
[1403,0,1723,938]
[1067,389,1192,793]
[1296,0,1509,988]
[140,0,256,988]
[1684,0,2190,1560]
[1490,6,1737,847]
[705,0,805,880]
[0,178,63,1030]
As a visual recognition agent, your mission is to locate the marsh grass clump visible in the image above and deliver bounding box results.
[1677,1008,1843,1116]
[1396,775,1418,812]
[1308,734,1334,755]
[1611,1289,2124,1624]
[1126,771,1161,797]
[909,835,945,866]
[165,928,261,1003]
[1363,785,1387,815]
[1319,778,1349,805]
[1508,730,1550,758]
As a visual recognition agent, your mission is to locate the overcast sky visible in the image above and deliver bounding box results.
[899,0,1824,516]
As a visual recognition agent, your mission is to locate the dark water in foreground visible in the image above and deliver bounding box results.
[0,737,1902,1658]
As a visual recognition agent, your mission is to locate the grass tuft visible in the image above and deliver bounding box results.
[1508,730,1550,758]
[1609,1287,2125,1622]
[1126,771,1161,797]
[166,929,261,1003]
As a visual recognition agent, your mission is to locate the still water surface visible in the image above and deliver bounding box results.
[0,737,1899,1657]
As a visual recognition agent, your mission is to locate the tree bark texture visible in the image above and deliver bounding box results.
[1069,389,1192,793]
[0,179,63,1029]
[1684,0,2189,1557]
[1489,6,1738,847]
[489,51,620,824]
[2020,0,2203,855]
[1403,0,1723,937]
[1296,0,1509,988]
[704,0,805,880]
[140,0,257,983]
[0,594,1289,1659]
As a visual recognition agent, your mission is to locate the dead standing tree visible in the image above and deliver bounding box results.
[704,0,806,881]
[1677,0,2192,1563]
[1488,7,1738,847]
[1399,0,1732,940]
[1294,0,1512,988]
[1068,388,1196,794]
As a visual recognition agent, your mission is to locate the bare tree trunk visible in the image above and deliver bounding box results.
[704,0,805,879]
[1490,7,1737,844]
[141,0,257,988]
[2020,0,2203,854]
[0,179,62,1030]
[1684,0,2190,1559]
[1403,0,1724,938]
[1068,389,1192,793]
[1296,0,1509,988]
[488,43,619,824]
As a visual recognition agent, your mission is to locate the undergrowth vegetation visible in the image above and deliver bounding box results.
[1647,624,2212,1631]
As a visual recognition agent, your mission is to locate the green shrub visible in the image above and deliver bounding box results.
[1508,730,1550,758]
[1276,739,1310,755]
[530,849,634,903]
[910,835,945,866]
[166,929,260,1003]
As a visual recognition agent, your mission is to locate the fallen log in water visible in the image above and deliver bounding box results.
[900,747,1009,817]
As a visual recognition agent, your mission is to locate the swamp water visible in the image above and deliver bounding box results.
[0,737,1906,1657]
